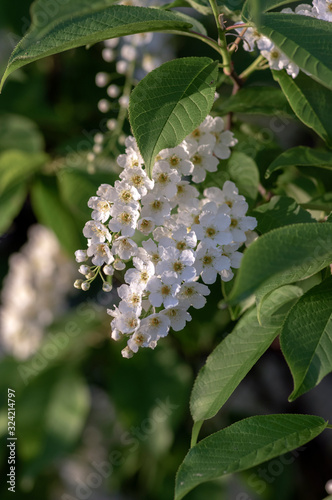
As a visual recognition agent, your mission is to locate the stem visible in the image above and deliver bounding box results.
[326,425,332,430]
[106,60,135,154]
[191,420,203,448]
[168,30,221,56]
[225,23,250,31]
[208,0,232,76]
[239,54,265,80]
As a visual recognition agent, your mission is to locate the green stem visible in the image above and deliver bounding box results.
[239,54,265,80]
[326,424,332,430]
[208,0,232,76]
[190,420,203,448]
[167,30,221,56]
[106,60,135,154]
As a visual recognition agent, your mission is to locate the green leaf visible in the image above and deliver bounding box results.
[242,0,292,22]
[228,223,332,305]
[0,150,48,195]
[281,276,332,401]
[273,71,332,146]
[252,196,315,234]
[0,114,44,153]
[217,86,294,116]
[30,175,84,254]
[259,14,332,90]
[175,414,327,500]
[0,183,27,235]
[301,193,332,212]
[129,57,218,177]
[225,151,259,204]
[266,146,332,178]
[190,285,302,423]
[0,4,194,91]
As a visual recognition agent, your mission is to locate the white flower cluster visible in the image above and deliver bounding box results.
[75,115,257,358]
[236,1,332,78]
[0,225,76,360]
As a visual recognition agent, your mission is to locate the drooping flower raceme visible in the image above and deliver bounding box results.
[236,1,332,78]
[75,115,257,358]
[1,225,76,360]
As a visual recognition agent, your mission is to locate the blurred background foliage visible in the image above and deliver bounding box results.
[0,1,331,499]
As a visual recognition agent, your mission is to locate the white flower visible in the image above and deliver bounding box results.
[313,0,332,20]
[189,143,219,183]
[137,239,163,266]
[235,25,261,52]
[88,196,112,223]
[87,243,114,266]
[193,210,232,247]
[260,46,290,72]
[140,194,171,225]
[157,145,194,175]
[83,220,112,243]
[121,346,134,358]
[194,243,231,284]
[127,330,152,353]
[207,116,238,159]
[112,180,141,208]
[75,249,88,262]
[117,284,143,311]
[139,312,171,340]
[185,117,215,147]
[152,162,181,198]
[137,217,155,235]
[177,282,210,309]
[124,258,155,290]
[161,306,192,331]
[117,147,143,170]
[156,247,196,285]
[109,205,139,236]
[120,166,154,196]
[170,181,199,209]
[295,4,316,16]
[159,226,197,252]
[112,236,138,260]
[103,264,114,276]
[147,277,180,308]
[112,304,141,334]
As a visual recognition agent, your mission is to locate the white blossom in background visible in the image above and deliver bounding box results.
[236,0,332,78]
[75,115,257,358]
[0,226,76,360]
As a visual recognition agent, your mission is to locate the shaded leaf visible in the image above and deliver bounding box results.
[228,223,332,305]
[0,114,44,153]
[1,4,194,90]
[175,414,327,500]
[0,183,27,234]
[266,146,332,178]
[0,150,48,195]
[217,86,294,116]
[281,276,332,400]
[225,152,259,204]
[252,195,315,233]
[259,14,332,90]
[190,285,302,422]
[30,175,84,254]
[273,70,332,146]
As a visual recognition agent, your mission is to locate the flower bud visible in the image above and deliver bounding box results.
[102,282,112,292]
